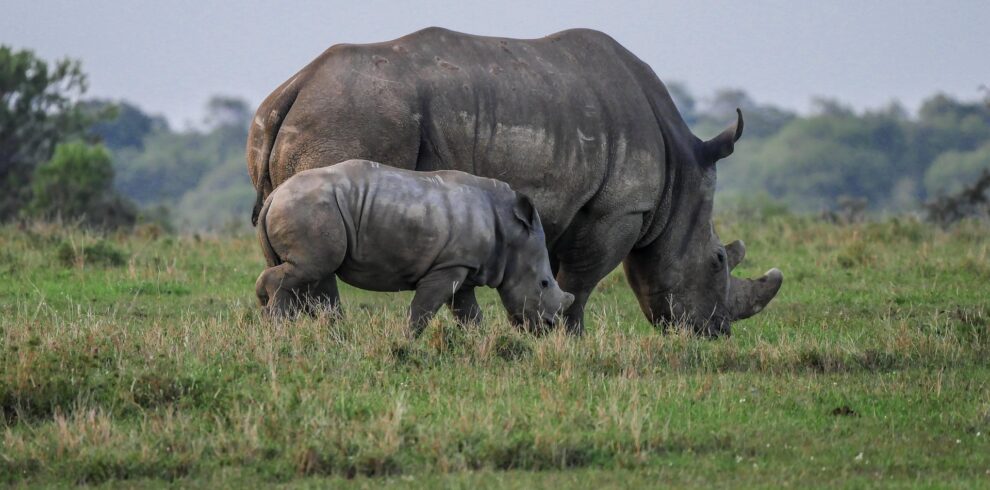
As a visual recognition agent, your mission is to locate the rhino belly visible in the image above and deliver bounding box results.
[334,264,417,293]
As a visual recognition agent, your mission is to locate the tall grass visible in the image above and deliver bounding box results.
[1,217,988,486]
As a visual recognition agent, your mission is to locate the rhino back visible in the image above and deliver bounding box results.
[269,28,683,247]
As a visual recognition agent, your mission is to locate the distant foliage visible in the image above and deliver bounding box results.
[924,169,990,227]
[29,142,136,229]
[701,87,990,215]
[46,82,988,232]
[924,144,990,196]
[820,196,869,225]
[0,46,106,219]
[56,239,128,268]
[102,96,252,231]
[86,99,169,149]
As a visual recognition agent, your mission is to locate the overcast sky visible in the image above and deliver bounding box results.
[3,0,987,127]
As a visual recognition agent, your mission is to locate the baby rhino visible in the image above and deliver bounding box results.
[255,159,574,337]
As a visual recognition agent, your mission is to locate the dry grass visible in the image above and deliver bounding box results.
[1,217,988,486]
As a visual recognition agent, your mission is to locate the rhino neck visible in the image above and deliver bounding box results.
[470,201,512,289]
[635,117,710,253]
[626,110,716,306]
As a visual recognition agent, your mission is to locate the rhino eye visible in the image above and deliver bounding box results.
[713,251,726,270]
[540,279,550,289]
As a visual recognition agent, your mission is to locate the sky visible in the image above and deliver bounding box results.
[3,0,987,127]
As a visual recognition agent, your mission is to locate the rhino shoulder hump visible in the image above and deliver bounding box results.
[546,28,620,47]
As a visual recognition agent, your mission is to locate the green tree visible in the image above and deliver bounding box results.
[911,94,990,168]
[86,99,169,150]
[924,144,990,196]
[110,96,252,216]
[29,141,136,228]
[204,95,251,130]
[0,45,101,219]
[725,113,907,211]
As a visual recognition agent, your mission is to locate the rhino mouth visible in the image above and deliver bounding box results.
[508,314,558,335]
[654,310,731,339]
[694,315,731,338]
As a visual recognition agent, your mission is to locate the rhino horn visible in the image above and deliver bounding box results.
[728,268,782,320]
[702,108,744,162]
[725,239,746,271]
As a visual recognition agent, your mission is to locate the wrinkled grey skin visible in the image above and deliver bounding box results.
[247,27,782,336]
[254,159,575,337]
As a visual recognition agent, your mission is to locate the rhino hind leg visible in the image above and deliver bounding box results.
[302,276,342,319]
[408,267,470,339]
[259,196,348,319]
[447,287,483,327]
[256,263,318,318]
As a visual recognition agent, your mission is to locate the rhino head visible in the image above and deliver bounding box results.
[625,109,783,337]
[498,193,575,334]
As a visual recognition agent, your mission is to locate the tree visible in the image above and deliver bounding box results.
[29,141,136,228]
[0,46,102,219]
[924,144,990,196]
[86,99,169,150]
[912,94,990,166]
[729,114,904,211]
[108,96,254,220]
[204,95,251,130]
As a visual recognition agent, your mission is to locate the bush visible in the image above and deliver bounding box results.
[924,144,990,196]
[56,240,128,268]
[28,142,136,229]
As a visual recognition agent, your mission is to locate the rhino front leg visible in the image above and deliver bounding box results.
[447,287,483,327]
[554,214,642,335]
[408,268,470,338]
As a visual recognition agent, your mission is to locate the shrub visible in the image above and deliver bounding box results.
[28,142,136,229]
[56,240,127,268]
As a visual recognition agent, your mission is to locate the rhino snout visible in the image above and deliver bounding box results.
[561,292,575,312]
[539,291,574,328]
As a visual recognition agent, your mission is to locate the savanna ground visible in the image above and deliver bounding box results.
[1,215,988,488]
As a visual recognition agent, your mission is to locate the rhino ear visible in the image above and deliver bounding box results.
[702,108,744,163]
[728,268,783,320]
[725,240,746,271]
[512,192,538,233]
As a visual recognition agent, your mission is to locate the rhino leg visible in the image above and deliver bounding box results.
[256,263,323,318]
[408,267,470,338]
[447,287,483,327]
[302,276,342,318]
[554,215,642,335]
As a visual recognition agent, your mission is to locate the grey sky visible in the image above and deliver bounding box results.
[3,0,987,127]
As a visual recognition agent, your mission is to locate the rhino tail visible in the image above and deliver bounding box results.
[256,195,282,267]
[248,76,303,226]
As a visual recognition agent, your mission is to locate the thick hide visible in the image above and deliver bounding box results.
[247,27,781,335]
[255,160,573,337]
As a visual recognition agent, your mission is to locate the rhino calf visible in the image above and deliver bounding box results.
[255,159,574,337]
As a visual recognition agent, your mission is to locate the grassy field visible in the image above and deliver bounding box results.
[1,216,988,487]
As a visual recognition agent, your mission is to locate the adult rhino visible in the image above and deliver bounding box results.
[247,27,782,336]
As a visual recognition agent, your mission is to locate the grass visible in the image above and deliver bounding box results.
[0,216,988,487]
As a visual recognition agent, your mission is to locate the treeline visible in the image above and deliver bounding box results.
[91,97,254,230]
[0,45,255,231]
[670,85,990,213]
[3,46,988,231]
[106,85,990,227]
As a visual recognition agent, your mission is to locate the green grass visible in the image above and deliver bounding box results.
[1,217,988,487]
